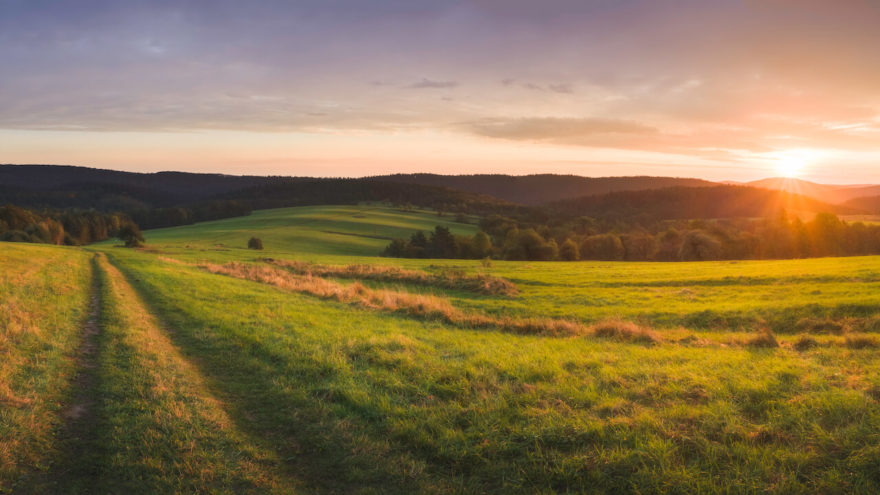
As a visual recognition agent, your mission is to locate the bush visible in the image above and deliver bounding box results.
[118,224,145,248]
[248,237,264,250]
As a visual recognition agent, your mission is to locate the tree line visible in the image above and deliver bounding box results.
[0,204,140,245]
[129,200,252,229]
[383,211,880,261]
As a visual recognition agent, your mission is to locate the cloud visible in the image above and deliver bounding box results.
[3,0,880,177]
[466,117,656,144]
[547,83,573,94]
[407,78,458,89]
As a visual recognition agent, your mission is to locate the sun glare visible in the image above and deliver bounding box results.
[773,150,816,179]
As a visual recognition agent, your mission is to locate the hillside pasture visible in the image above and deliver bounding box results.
[5,204,880,493]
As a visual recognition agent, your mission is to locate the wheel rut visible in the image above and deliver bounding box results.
[43,254,104,490]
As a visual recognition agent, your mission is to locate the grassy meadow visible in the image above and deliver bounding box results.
[3,204,880,493]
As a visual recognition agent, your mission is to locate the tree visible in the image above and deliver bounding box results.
[621,233,658,261]
[678,231,721,261]
[118,224,145,248]
[428,226,458,258]
[248,237,264,250]
[581,234,625,260]
[559,238,580,261]
[471,231,493,258]
[382,238,407,257]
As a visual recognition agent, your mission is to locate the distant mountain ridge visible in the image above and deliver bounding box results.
[746,177,880,205]
[0,164,518,215]
[1,164,877,221]
[370,173,717,205]
[550,185,858,221]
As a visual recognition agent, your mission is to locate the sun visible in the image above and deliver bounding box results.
[773,149,816,179]
[777,155,805,178]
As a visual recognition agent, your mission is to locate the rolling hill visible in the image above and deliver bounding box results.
[747,177,880,205]
[372,173,716,205]
[0,164,517,216]
[6,205,880,492]
[550,184,857,221]
[843,194,880,214]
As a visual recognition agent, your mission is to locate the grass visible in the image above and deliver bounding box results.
[5,204,880,492]
[263,258,519,296]
[70,255,289,493]
[128,204,478,258]
[97,246,880,492]
[108,204,880,334]
[0,243,92,490]
[199,260,583,337]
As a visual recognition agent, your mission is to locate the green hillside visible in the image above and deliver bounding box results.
[4,205,880,493]
[124,205,880,333]
[134,204,478,257]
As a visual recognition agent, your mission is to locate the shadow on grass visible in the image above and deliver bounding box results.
[108,257,448,494]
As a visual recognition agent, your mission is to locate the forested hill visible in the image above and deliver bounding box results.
[370,173,716,205]
[747,177,880,205]
[0,165,272,209]
[0,165,520,221]
[550,185,857,221]
[843,194,880,214]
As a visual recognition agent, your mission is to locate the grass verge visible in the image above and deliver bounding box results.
[0,244,91,491]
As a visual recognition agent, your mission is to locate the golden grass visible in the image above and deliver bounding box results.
[845,334,879,349]
[793,335,819,351]
[590,319,663,344]
[202,262,583,337]
[747,328,780,348]
[0,246,90,486]
[263,258,519,296]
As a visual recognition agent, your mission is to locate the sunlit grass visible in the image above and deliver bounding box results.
[98,245,880,492]
[0,243,91,488]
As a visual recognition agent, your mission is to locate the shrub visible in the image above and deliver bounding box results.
[248,237,264,250]
[118,224,145,248]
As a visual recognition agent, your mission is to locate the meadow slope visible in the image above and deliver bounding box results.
[3,204,880,493]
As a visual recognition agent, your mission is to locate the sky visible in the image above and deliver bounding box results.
[2,0,880,183]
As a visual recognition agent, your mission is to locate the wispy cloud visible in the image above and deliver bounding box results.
[407,78,458,89]
[2,1,880,179]
[466,117,656,143]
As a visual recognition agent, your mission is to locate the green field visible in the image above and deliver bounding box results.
[4,205,880,493]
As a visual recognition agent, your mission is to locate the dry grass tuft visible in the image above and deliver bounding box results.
[845,334,880,349]
[157,256,186,265]
[263,258,519,296]
[590,319,662,345]
[793,335,818,351]
[201,262,587,337]
[747,328,779,348]
[796,317,850,335]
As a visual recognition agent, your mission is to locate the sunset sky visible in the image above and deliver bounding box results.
[2,0,880,182]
